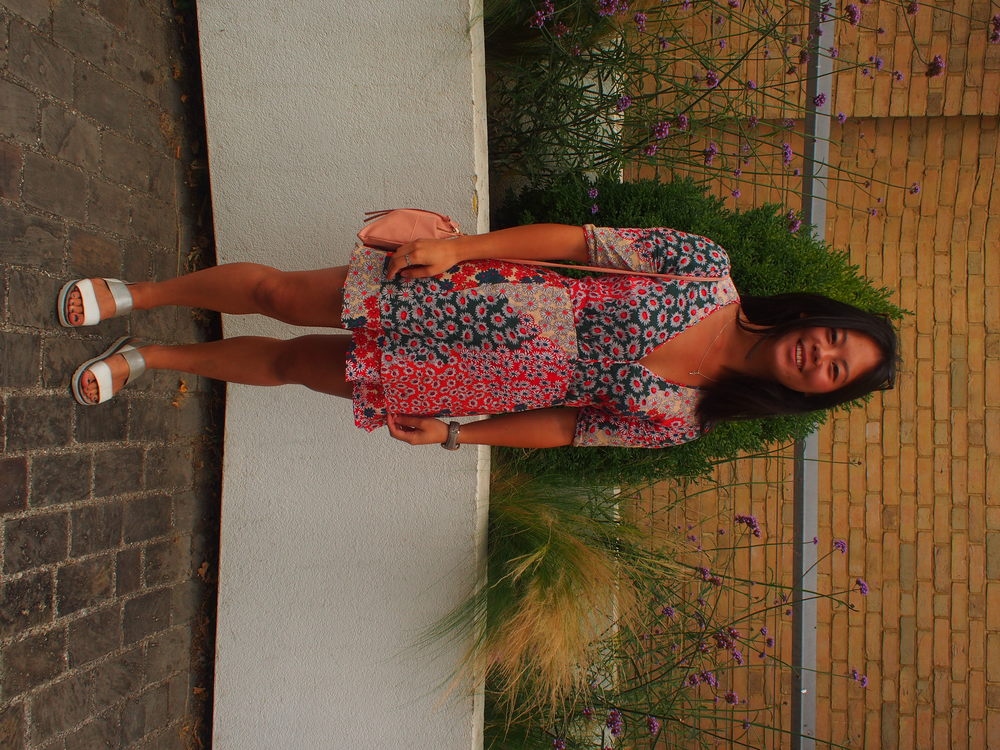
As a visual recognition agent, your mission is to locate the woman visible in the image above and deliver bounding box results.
[59,223,897,449]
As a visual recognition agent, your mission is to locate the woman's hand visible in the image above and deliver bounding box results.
[385,412,450,446]
[385,238,461,280]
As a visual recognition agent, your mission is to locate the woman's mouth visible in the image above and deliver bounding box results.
[794,341,804,371]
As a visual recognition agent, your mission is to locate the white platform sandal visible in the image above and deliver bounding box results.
[57,278,134,327]
[71,337,147,406]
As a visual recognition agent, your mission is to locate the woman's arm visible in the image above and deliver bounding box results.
[386,408,580,448]
[386,224,588,280]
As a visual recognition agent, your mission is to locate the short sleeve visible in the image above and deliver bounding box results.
[572,407,705,449]
[583,226,730,278]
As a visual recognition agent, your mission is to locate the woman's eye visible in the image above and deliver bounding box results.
[833,363,840,380]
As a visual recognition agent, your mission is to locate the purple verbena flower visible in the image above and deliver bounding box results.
[893,70,904,81]
[658,36,670,50]
[725,691,739,704]
[719,39,727,49]
[782,117,795,128]
[634,12,647,31]
[760,626,768,636]
[591,203,599,214]
[850,668,860,680]
[703,141,718,166]
[869,55,884,71]
[860,675,869,687]
[829,46,839,58]
[677,113,689,130]
[907,1,919,14]
[746,79,757,90]
[705,70,720,88]
[926,55,945,77]
[647,716,661,735]
[766,636,775,647]
[616,95,633,111]
[735,514,763,537]
[813,92,827,107]
[834,538,847,553]
[554,22,569,37]
[781,142,793,166]
[552,740,567,750]
[652,121,670,139]
[582,706,594,718]
[606,709,624,736]
[587,187,599,199]
[786,210,801,233]
[909,182,921,194]
[837,112,847,124]
[742,720,751,730]
[643,144,658,156]
[856,577,870,595]
[662,605,675,618]
[731,188,741,199]
[845,4,861,25]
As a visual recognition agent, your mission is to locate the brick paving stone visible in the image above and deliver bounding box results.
[22,151,88,220]
[122,494,171,543]
[0,140,22,199]
[116,547,142,596]
[87,177,132,235]
[52,0,117,72]
[4,512,68,573]
[69,501,123,556]
[0,570,53,638]
[68,227,122,277]
[8,18,74,100]
[40,336,96,389]
[75,65,135,135]
[40,104,101,171]
[66,604,120,667]
[122,588,170,644]
[74,397,129,443]
[2,629,67,697]
[5,0,51,28]
[93,445,143,496]
[5,395,72,450]
[0,700,27,750]
[0,331,41,387]
[55,553,115,615]
[7,269,62,329]
[0,78,39,141]
[30,453,91,509]
[0,204,65,272]
[0,456,29,512]
[64,712,118,750]
[144,444,192,490]
[144,627,189,683]
[89,646,144,713]
[143,536,187,586]
[30,669,96,741]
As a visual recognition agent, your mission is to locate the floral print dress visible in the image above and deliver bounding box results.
[341,225,739,448]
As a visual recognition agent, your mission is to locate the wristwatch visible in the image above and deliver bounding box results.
[441,420,462,450]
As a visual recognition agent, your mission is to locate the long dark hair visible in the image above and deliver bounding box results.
[696,293,898,426]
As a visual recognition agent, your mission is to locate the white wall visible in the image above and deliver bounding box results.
[195,2,488,747]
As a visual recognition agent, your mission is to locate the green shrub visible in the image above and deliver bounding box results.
[492,174,906,486]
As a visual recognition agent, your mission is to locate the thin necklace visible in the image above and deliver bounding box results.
[688,319,732,383]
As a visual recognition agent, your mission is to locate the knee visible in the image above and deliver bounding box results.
[251,270,296,318]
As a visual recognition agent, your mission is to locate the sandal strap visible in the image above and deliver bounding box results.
[75,279,102,326]
[87,360,116,404]
[104,278,134,317]
[119,345,147,384]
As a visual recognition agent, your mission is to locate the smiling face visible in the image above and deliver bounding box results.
[766,325,883,394]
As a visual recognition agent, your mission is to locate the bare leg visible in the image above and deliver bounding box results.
[77,334,355,403]
[64,264,351,328]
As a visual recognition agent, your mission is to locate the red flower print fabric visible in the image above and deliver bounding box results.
[341,226,739,448]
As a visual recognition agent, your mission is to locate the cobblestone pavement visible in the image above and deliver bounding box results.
[0,1,222,748]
